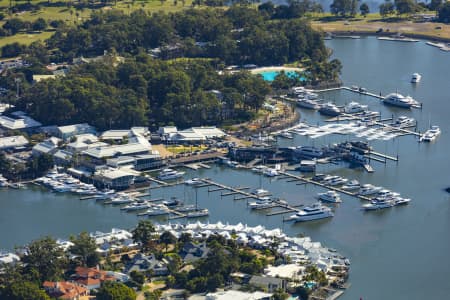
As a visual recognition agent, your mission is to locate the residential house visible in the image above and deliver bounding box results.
[72,266,116,291]
[179,242,210,263]
[124,253,169,276]
[57,123,96,141]
[249,275,286,293]
[42,281,88,300]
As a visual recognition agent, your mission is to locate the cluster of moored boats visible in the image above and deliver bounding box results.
[0,175,24,189]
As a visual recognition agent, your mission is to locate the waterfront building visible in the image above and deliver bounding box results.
[100,127,150,143]
[93,169,135,190]
[53,150,73,166]
[205,290,272,300]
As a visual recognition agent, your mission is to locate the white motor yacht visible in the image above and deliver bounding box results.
[121,201,152,212]
[305,91,319,100]
[278,131,294,139]
[383,93,415,108]
[362,198,394,211]
[263,168,278,177]
[108,195,134,205]
[141,204,171,216]
[420,126,441,142]
[297,98,320,110]
[411,73,421,83]
[251,165,268,173]
[358,184,382,195]
[341,180,360,191]
[287,203,334,222]
[325,177,348,186]
[158,168,185,180]
[252,188,271,197]
[186,208,209,218]
[319,102,341,116]
[344,102,368,114]
[248,197,274,209]
[318,191,342,203]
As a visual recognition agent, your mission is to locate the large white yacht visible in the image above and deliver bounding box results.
[186,208,209,218]
[411,73,421,83]
[318,191,342,203]
[287,203,334,222]
[343,102,368,114]
[383,93,415,108]
[420,126,441,142]
[121,201,152,212]
[158,168,185,180]
[325,176,348,186]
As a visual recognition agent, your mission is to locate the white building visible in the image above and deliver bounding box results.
[0,252,20,265]
[163,126,226,143]
[57,123,96,140]
[101,127,150,142]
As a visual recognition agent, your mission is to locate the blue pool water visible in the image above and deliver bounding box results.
[258,70,304,81]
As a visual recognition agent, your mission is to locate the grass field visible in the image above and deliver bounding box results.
[0,30,54,47]
[310,13,450,41]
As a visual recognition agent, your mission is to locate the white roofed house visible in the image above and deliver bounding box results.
[0,135,29,151]
[101,127,150,143]
[0,112,42,132]
[57,123,97,141]
[32,137,61,156]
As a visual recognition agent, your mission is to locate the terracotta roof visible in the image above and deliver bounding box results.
[43,281,87,300]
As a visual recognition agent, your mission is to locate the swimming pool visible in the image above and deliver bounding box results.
[257,70,305,81]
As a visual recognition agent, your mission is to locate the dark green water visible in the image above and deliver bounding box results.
[0,37,449,299]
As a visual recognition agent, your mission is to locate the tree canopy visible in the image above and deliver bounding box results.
[96,281,136,300]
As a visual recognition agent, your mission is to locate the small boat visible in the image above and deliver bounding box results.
[278,131,294,139]
[344,102,368,114]
[175,205,197,212]
[341,180,360,191]
[297,98,320,110]
[9,183,25,189]
[305,91,319,100]
[411,73,421,83]
[184,178,203,185]
[251,165,268,173]
[312,173,327,182]
[318,191,342,203]
[420,126,441,142]
[162,197,183,207]
[251,188,270,197]
[186,208,209,218]
[362,198,394,211]
[393,116,415,128]
[286,203,334,222]
[158,168,185,180]
[319,102,341,117]
[394,197,411,206]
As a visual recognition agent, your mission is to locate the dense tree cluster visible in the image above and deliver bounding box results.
[44,7,329,67]
[15,57,270,130]
[438,2,450,23]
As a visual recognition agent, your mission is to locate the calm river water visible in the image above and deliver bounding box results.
[1,37,449,299]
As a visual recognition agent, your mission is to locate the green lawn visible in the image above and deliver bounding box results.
[0,30,54,47]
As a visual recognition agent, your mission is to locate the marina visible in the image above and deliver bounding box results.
[0,36,449,300]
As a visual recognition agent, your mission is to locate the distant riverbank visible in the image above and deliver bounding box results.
[312,19,450,43]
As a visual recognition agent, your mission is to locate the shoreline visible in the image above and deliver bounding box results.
[323,30,450,43]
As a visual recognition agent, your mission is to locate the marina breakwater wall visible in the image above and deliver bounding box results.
[326,30,450,43]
